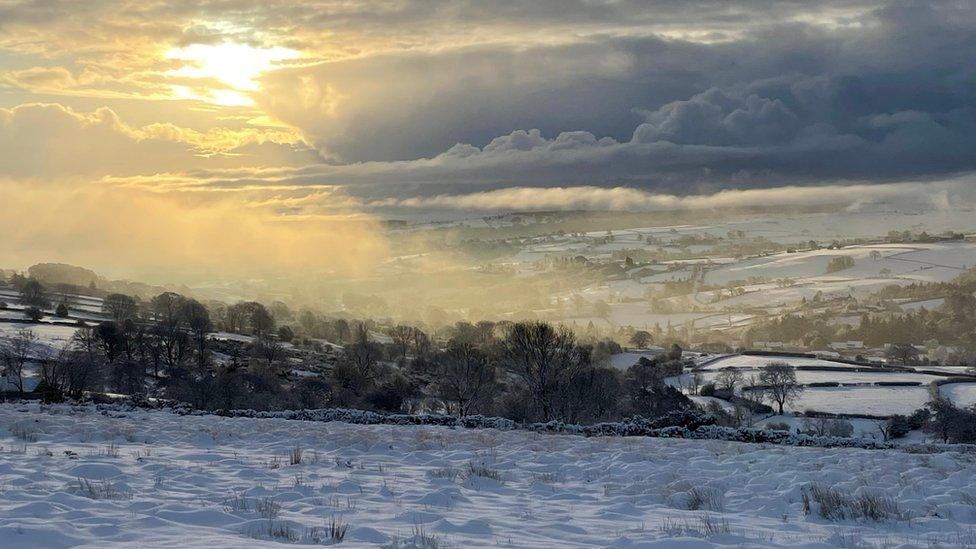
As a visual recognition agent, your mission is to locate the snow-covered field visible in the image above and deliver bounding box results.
[779,386,933,416]
[0,323,79,359]
[698,355,858,371]
[2,404,976,548]
[700,369,942,386]
[941,382,976,408]
[703,242,976,288]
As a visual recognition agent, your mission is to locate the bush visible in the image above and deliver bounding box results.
[884,415,913,439]
[908,407,930,428]
[55,302,69,317]
[826,256,855,273]
[925,399,976,444]
[801,483,901,522]
[23,306,43,321]
[827,419,854,438]
[801,417,854,438]
[277,325,294,342]
[700,383,716,397]
[365,374,417,412]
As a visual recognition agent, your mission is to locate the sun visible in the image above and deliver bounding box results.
[165,42,301,106]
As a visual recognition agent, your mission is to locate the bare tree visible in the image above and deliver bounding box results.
[715,367,744,393]
[225,302,249,333]
[344,324,381,377]
[102,293,138,323]
[1,329,36,396]
[758,362,803,414]
[254,335,284,369]
[61,328,104,399]
[388,325,414,360]
[624,359,689,417]
[434,340,497,416]
[411,328,431,358]
[499,322,588,422]
[181,299,212,368]
[19,279,49,308]
[247,302,275,337]
[886,343,919,366]
[333,319,351,344]
[474,320,497,348]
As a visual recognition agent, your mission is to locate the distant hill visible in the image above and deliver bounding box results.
[24,263,173,300]
[28,263,98,287]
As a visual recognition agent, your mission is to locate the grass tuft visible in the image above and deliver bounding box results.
[802,483,903,522]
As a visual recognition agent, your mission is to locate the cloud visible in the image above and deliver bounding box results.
[248,0,976,186]
[365,176,976,214]
[0,1,974,210]
[0,103,314,178]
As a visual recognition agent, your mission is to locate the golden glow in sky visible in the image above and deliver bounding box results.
[165,43,302,106]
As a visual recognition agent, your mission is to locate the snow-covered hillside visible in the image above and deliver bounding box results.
[2,404,976,548]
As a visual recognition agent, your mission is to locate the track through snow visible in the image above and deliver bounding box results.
[1,404,976,548]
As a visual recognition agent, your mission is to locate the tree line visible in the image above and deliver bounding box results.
[2,286,697,425]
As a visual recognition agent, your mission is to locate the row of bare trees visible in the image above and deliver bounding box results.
[327,320,692,423]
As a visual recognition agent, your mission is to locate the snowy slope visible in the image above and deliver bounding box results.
[2,404,976,548]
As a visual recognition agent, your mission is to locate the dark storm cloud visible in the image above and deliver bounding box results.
[2,0,973,205]
[251,0,976,196]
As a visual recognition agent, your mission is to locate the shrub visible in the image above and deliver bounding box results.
[327,516,347,543]
[289,446,303,465]
[700,383,716,397]
[366,374,418,412]
[463,461,503,482]
[801,417,854,438]
[277,325,294,342]
[826,256,855,273]
[687,485,725,512]
[884,415,913,439]
[74,478,132,501]
[23,306,43,321]
[826,419,854,438]
[925,399,976,443]
[801,483,902,522]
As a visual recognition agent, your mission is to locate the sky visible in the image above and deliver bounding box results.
[1,0,975,276]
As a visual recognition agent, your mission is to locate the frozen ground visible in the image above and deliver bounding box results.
[778,386,932,416]
[0,322,79,360]
[2,404,976,548]
[698,355,859,371]
[678,369,943,389]
[941,382,976,408]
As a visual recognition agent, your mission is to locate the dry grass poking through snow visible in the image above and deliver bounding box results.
[801,483,905,522]
[0,402,975,547]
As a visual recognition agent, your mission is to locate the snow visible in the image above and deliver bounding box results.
[703,242,976,288]
[687,355,950,416]
[609,350,664,370]
[940,382,976,407]
[0,322,79,359]
[778,386,932,416]
[900,298,945,312]
[688,396,736,413]
[697,355,860,371]
[755,415,886,439]
[208,331,255,344]
[699,369,942,386]
[2,404,976,547]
